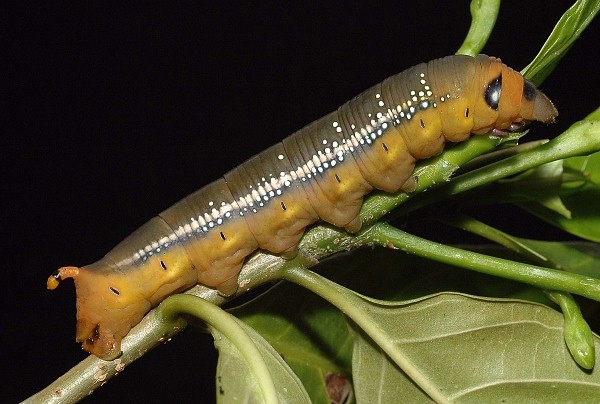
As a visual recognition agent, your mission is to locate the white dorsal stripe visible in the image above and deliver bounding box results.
[132,72,435,264]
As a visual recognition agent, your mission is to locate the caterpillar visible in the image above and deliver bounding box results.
[47,54,557,360]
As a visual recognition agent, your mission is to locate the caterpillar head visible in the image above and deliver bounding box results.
[47,262,151,360]
[472,56,557,135]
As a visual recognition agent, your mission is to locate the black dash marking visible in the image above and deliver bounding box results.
[465,107,470,118]
[382,142,389,152]
[109,286,120,296]
[280,201,287,211]
[335,174,341,183]
[419,118,425,129]
[220,231,226,241]
[160,260,167,270]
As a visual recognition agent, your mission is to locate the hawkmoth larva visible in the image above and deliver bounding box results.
[48,54,557,360]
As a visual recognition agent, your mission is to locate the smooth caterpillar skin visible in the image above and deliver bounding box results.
[47,54,557,360]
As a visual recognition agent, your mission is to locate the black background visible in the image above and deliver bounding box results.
[5,2,599,402]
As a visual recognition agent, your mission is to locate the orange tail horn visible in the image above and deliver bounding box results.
[47,266,80,290]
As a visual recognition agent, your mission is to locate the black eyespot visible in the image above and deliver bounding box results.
[280,201,287,211]
[160,260,167,270]
[109,286,120,296]
[220,231,226,241]
[523,79,536,101]
[484,73,502,110]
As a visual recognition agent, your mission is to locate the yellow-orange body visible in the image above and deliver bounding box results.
[48,54,557,359]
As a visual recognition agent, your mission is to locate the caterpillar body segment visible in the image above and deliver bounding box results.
[47,54,557,359]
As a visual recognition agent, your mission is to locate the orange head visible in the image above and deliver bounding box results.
[481,57,557,134]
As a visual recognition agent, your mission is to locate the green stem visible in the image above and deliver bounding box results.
[439,213,555,269]
[456,0,500,56]
[158,295,279,404]
[361,223,600,302]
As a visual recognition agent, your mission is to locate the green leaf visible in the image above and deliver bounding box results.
[564,151,600,186]
[156,294,310,403]
[231,249,526,402]
[518,149,600,242]
[505,160,572,218]
[350,293,600,402]
[213,319,311,404]
[437,214,598,369]
[522,0,600,85]
[351,325,433,403]
[231,244,600,401]
[231,283,354,403]
[282,256,600,401]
